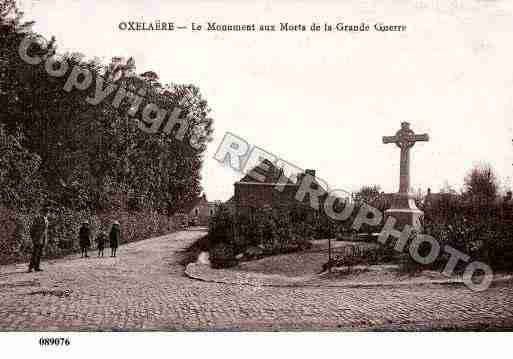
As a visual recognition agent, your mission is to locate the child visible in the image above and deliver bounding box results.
[95,230,107,257]
[109,221,120,257]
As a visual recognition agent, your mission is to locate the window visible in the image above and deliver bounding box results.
[195,208,199,216]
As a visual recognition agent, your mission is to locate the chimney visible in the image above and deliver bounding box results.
[305,169,316,178]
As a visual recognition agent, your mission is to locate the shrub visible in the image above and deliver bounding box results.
[423,197,513,272]
[207,205,238,268]
[208,204,234,248]
[210,242,236,269]
[323,243,396,273]
[207,205,316,266]
[0,207,19,263]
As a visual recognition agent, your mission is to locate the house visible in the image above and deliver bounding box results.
[179,194,220,226]
[232,159,327,217]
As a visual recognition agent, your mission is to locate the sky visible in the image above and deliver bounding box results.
[19,0,513,201]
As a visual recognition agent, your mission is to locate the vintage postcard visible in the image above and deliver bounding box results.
[1,0,512,355]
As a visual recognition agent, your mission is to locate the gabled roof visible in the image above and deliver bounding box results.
[238,159,296,185]
[236,160,330,205]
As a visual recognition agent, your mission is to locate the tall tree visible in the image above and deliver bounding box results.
[463,162,499,200]
[0,4,214,213]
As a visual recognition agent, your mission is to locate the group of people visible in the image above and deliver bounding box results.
[78,220,121,258]
[28,207,122,272]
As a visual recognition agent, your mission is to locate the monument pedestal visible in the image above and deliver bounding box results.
[382,122,429,232]
[384,192,424,232]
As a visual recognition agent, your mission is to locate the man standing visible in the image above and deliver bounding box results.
[28,208,49,272]
[109,221,120,257]
[79,221,91,258]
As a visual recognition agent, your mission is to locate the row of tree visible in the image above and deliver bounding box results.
[0,1,213,214]
[354,162,505,205]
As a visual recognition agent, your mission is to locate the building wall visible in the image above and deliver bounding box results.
[187,201,220,226]
[208,202,219,217]
[188,200,209,226]
[234,183,304,214]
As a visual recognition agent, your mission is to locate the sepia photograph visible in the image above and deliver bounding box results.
[1,0,512,356]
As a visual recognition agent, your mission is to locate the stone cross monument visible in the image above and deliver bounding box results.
[382,122,429,231]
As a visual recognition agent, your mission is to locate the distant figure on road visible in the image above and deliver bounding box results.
[95,230,107,257]
[109,221,120,257]
[28,207,49,272]
[79,221,91,258]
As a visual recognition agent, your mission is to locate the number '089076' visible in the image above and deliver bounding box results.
[39,337,71,346]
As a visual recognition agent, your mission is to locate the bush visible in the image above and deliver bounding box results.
[206,205,315,267]
[323,243,396,273]
[207,205,238,268]
[423,197,513,272]
[0,207,20,263]
[210,242,236,269]
[208,205,234,247]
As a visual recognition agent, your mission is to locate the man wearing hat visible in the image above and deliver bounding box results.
[79,221,91,258]
[28,207,49,272]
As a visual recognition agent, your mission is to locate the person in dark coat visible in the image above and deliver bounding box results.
[109,221,120,257]
[28,207,49,272]
[95,230,107,257]
[79,221,91,258]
